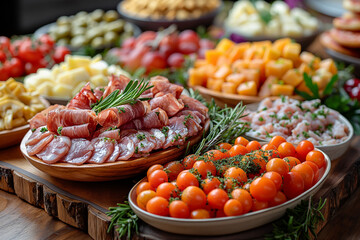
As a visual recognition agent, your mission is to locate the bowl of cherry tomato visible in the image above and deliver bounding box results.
[128,136,331,236]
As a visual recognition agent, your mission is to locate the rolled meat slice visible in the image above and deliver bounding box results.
[175,110,206,124]
[97,101,150,128]
[117,137,135,161]
[59,124,91,138]
[62,138,94,165]
[67,83,98,110]
[29,105,65,129]
[26,133,54,156]
[103,75,131,98]
[150,76,184,98]
[120,108,169,130]
[149,93,184,116]
[88,138,115,163]
[180,94,208,117]
[98,129,121,141]
[26,126,52,146]
[36,136,71,164]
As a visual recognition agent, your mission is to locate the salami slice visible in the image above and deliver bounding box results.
[62,139,94,165]
[149,93,184,117]
[36,136,71,164]
[98,129,121,141]
[117,137,135,161]
[88,138,115,164]
[107,144,121,162]
[26,126,52,146]
[26,134,54,155]
[149,129,166,150]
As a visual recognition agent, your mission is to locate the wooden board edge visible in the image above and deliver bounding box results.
[0,165,14,193]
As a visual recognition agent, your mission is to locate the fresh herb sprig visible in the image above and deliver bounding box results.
[266,197,326,240]
[91,78,153,114]
[106,202,139,239]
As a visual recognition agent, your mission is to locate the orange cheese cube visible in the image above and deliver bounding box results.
[242,68,260,87]
[216,56,230,66]
[207,78,223,92]
[270,84,294,96]
[265,58,293,78]
[259,76,278,97]
[298,63,313,75]
[188,68,207,86]
[296,81,312,95]
[244,47,256,60]
[194,59,207,68]
[214,65,231,79]
[226,73,246,87]
[228,42,251,63]
[263,47,281,63]
[319,59,337,75]
[222,82,237,94]
[282,69,303,87]
[300,52,321,70]
[216,38,235,53]
[313,69,332,90]
[282,43,301,62]
[273,38,292,52]
[252,41,272,49]
[248,59,266,82]
[237,81,257,96]
[232,59,249,72]
[205,50,222,65]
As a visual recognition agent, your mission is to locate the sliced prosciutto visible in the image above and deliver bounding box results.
[36,136,71,164]
[29,105,65,129]
[163,117,189,149]
[62,139,94,165]
[47,109,97,134]
[117,137,135,161]
[59,124,91,138]
[150,76,184,98]
[97,101,150,128]
[103,75,130,98]
[149,93,184,116]
[88,138,115,163]
[120,108,169,130]
[180,95,208,117]
[175,110,206,124]
[128,131,156,155]
[98,129,121,141]
[26,133,54,155]
[67,83,97,110]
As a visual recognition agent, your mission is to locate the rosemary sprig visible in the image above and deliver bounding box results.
[106,201,139,239]
[265,197,327,240]
[92,78,153,114]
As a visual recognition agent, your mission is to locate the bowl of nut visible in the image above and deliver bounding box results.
[117,0,223,31]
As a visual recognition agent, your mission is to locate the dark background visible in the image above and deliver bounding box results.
[0,0,120,36]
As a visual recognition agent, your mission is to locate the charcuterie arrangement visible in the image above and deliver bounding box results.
[25,75,209,165]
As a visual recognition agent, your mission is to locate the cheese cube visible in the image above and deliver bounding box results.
[222,82,237,94]
[237,81,257,96]
[259,76,278,97]
[89,60,109,76]
[226,73,246,87]
[282,69,303,87]
[319,59,337,75]
[265,58,293,78]
[90,74,109,87]
[72,81,87,97]
[37,81,53,96]
[270,84,294,96]
[66,55,92,69]
[52,84,73,98]
[57,67,90,87]
[282,43,301,62]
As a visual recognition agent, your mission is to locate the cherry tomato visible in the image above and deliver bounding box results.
[137,190,157,210]
[0,37,11,51]
[224,199,243,216]
[261,144,277,151]
[53,46,70,63]
[263,171,282,190]
[224,167,247,189]
[136,182,154,195]
[283,156,301,170]
[5,58,24,77]
[0,64,9,81]
[291,163,314,190]
[141,51,167,72]
[0,51,6,62]
[18,39,43,63]
[24,59,47,74]
[283,172,304,199]
[207,189,229,210]
[181,186,207,211]
[215,209,226,218]
[10,38,24,57]
[296,140,314,161]
[193,160,217,179]
[148,169,168,188]
[146,196,169,216]
[164,161,184,181]
[218,142,232,150]
[269,136,286,148]
[269,191,287,207]
[182,154,197,169]
[169,200,190,218]
[231,188,252,213]
[178,42,199,54]
[250,177,277,202]
[199,39,215,49]
[234,136,249,146]
[201,177,221,194]
[167,53,185,68]
[278,142,296,158]
[252,199,268,211]
[266,158,289,176]
[176,170,199,190]
[303,161,319,185]
[190,209,210,219]
[159,34,178,58]
[124,45,150,71]
[229,145,249,157]
[147,164,164,179]
[38,34,55,47]
[204,149,226,161]
[306,150,326,169]
[136,31,157,46]
[242,183,251,192]
[122,37,136,49]
[248,154,267,174]
[246,141,261,152]
[156,182,178,200]
[178,30,200,46]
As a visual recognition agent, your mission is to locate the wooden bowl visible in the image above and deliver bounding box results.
[192,85,303,108]
[0,124,30,149]
[42,95,70,106]
[244,103,354,161]
[128,149,331,236]
[20,120,209,182]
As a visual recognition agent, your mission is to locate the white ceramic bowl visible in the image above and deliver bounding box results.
[128,150,331,236]
[244,103,354,161]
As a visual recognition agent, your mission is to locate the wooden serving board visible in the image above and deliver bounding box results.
[0,136,359,240]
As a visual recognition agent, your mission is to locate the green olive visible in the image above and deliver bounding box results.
[75,11,87,19]
[104,10,119,22]
[91,9,104,22]
[71,27,86,37]
[71,35,88,47]
[124,22,134,34]
[72,17,87,28]
[106,20,124,32]
[57,38,70,46]
[86,27,103,41]
[91,37,104,48]
[54,25,71,38]
[104,31,118,44]
[56,16,70,26]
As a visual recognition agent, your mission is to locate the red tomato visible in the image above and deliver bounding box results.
[291,163,314,190]
[296,140,314,161]
[159,34,178,57]
[179,30,200,46]
[269,136,286,148]
[261,144,277,151]
[190,209,210,219]
[201,177,221,194]
[199,39,215,49]
[224,199,243,216]
[146,196,169,216]
[278,142,296,158]
[122,37,136,49]
[24,59,47,74]
[283,156,301,170]
[224,167,248,189]
[0,64,9,81]
[124,45,150,71]
[192,160,217,179]
[266,158,289,176]
[182,154,197,169]
[250,177,277,202]
[229,145,249,157]
[178,42,199,54]
[156,182,178,199]
[38,34,55,47]
[246,141,261,152]
[303,161,320,185]
[218,142,232,150]
[53,46,70,63]
[231,188,253,213]
[0,37,11,51]
[269,191,287,207]
[263,171,282,190]
[5,58,24,77]
[18,39,43,63]
[141,51,167,72]
[283,172,304,199]
[204,149,226,161]
[147,164,164,179]
[136,31,157,46]
[176,170,199,190]
[0,51,6,62]
[136,182,154,195]
[306,150,326,169]
[181,186,207,211]
[10,38,25,57]
[234,136,249,146]
[167,53,185,68]
[207,189,229,210]
[148,169,168,188]
[137,190,156,210]
[252,199,268,211]
[164,161,184,181]
[169,200,190,218]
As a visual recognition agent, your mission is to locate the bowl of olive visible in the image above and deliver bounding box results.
[34,9,141,50]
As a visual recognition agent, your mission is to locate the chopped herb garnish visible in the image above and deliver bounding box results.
[259,116,264,122]
[302,131,310,138]
[118,107,126,113]
[57,126,63,135]
[31,128,36,132]
[161,126,169,137]
[40,127,48,133]
[137,134,146,141]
